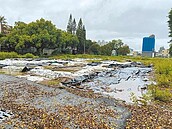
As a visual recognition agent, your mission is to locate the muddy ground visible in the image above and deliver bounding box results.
[0,74,130,129]
[0,59,171,129]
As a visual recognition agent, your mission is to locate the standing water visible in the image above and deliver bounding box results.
[81,65,153,103]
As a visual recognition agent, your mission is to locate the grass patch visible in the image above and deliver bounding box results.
[0,52,38,60]
[51,54,104,60]
[21,53,38,58]
[0,52,171,103]
[40,79,60,86]
[151,87,172,102]
[0,52,19,60]
[0,71,5,74]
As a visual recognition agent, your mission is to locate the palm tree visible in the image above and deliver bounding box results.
[0,16,7,34]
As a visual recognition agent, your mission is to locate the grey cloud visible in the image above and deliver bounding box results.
[0,0,172,50]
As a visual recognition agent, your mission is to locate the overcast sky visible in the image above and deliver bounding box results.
[0,0,172,51]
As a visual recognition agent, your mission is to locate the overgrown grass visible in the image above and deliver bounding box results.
[154,88,172,102]
[0,52,171,102]
[0,52,19,60]
[39,79,60,86]
[21,53,38,58]
[0,52,38,60]
[51,54,131,62]
[134,58,172,102]
[51,54,172,102]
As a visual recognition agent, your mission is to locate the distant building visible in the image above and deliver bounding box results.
[156,48,169,58]
[142,35,155,57]
[111,50,117,56]
[127,49,140,57]
[161,49,170,57]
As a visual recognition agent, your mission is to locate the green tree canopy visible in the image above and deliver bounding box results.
[72,18,76,34]
[168,9,172,56]
[100,39,129,56]
[59,31,79,53]
[67,14,73,34]
[88,42,100,55]
[0,18,79,55]
[168,9,172,41]
[76,18,86,54]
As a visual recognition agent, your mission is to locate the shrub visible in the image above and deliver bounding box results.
[22,53,37,58]
[0,52,19,60]
[153,88,172,102]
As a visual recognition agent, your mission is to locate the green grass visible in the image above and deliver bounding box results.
[51,54,172,102]
[136,58,172,102]
[0,52,19,59]
[21,53,38,58]
[0,52,171,102]
[39,79,60,86]
[0,52,38,60]
[151,87,172,102]
[51,54,131,62]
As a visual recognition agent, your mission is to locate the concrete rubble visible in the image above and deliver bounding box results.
[0,74,130,128]
[0,110,12,123]
[0,58,154,103]
[0,58,156,128]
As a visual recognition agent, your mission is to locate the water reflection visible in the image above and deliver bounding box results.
[81,67,153,103]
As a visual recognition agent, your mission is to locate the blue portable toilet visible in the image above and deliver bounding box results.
[142,35,155,57]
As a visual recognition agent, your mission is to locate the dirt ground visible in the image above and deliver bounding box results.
[0,74,130,129]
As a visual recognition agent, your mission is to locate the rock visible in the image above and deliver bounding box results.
[87,62,101,66]
[143,78,149,81]
[0,64,7,69]
[61,79,72,85]
[108,64,119,68]
[140,86,147,90]
[125,76,131,81]
[135,70,140,75]
[21,66,32,72]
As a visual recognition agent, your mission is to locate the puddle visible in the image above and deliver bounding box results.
[0,59,154,103]
[80,67,153,103]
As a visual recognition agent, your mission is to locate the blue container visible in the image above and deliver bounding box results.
[142,37,155,52]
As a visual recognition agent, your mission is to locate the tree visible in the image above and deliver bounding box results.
[169,44,172,57]
[88,42,100,55]
[28,18,57,55]
[0,17,81,55]
[158,46,165,53]
[0,16,9,35]
[0,16,7,33]
[100,39,128,56]
[85,39,95,54]
[113,39,123,51]
[67,14,77,35]
[72,18,76,34]
[168,9,172,41]
[0,18,59,55]
[117,45,130,55]
[100,42,114,56]
[83,25,86,54]
[76,18,86,54]
[59,31,79,53]
[67,14,73,34]
[168,9,172,56]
